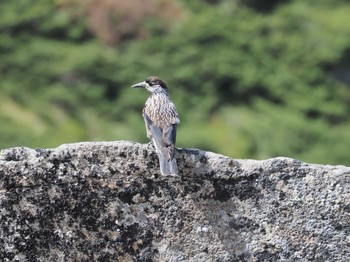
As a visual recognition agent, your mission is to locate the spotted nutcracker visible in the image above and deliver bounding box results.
[132,76,180,176]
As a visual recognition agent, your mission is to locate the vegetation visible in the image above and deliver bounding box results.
[1,0,350,165]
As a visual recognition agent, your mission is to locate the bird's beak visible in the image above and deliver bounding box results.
[131,81,146,88]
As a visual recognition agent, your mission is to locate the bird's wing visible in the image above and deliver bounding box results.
[143,111,176,160]
[162,124,177,160]
[163,124,177,148]
[169,101,180,125]
[143,111,165,147]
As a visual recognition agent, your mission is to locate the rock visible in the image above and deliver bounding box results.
[0,141,349,261]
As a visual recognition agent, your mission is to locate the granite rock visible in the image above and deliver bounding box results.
[0,141,349,261]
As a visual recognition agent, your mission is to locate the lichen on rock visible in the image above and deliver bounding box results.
[0,141,349,261]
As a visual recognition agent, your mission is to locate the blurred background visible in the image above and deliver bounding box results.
[1,0,350,165]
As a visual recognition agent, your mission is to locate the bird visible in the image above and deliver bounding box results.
[132,76,180,176]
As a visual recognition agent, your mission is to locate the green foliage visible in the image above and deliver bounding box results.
[1,0,350,165]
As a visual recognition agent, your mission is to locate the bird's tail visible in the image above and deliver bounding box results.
[158,153,178,176]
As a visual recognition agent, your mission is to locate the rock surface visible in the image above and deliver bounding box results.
[0,141,349,261]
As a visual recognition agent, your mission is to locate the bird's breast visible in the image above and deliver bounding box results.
[144,95,179,129]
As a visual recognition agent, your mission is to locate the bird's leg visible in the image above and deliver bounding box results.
[147,131,152,140]
[145,122,152,140]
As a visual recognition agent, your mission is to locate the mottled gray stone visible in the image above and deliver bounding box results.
[0,141,349,261]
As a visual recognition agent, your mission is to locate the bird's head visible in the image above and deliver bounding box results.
[132,76,168,95]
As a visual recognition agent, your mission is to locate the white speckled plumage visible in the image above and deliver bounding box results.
[144,92,180,130]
